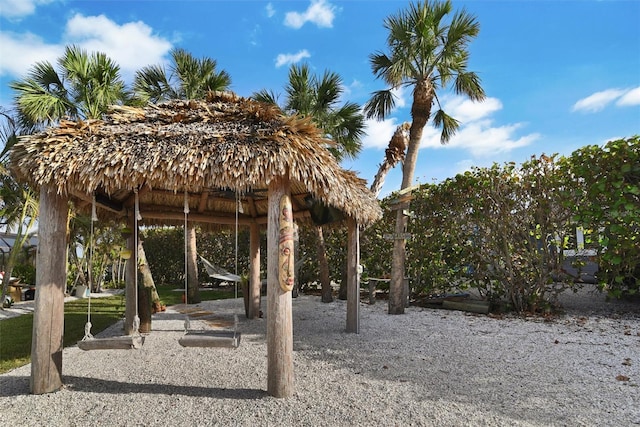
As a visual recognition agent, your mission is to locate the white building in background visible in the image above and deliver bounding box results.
[0,231,39,269]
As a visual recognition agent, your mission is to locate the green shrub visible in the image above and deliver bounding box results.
[563,136,640,297]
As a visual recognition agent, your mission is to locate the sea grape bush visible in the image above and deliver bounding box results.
[362,137,638,312]
[138,137,638,312]
[561,136,639,297]
[402,156,578,312]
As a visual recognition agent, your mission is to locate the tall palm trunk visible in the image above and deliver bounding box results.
[389,84,433,315]
[338,122,409,301]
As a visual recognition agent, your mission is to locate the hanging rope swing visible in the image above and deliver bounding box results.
[178,191,241,349]
[78,191,145,351]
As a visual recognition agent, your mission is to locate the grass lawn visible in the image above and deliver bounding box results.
[0,284,236,374]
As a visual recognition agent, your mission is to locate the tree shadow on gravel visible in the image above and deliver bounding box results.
[0,375,267,399]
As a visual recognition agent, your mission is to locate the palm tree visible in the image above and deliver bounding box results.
[9,46,131,304]
[370,122,410,197]
[134,48,232,304]
[10,45,129,126]
[253,63,366,303]
[0,109,39,307]
[364,0,486,314]
[134,48,231,102]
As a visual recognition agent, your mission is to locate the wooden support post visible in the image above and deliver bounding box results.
[267,176,294,398]
[138,285,151,333]
[186,224,201,304]
[137,240,155,331]
[346,218,360,333]
[389,209,407,314]
[248,222,261,319]
[124,217,137,335]
[31,187,68,394]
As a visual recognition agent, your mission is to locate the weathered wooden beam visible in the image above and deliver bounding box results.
[141,210,255,225]
[122,187,150,208]
[95,192,126,213]
[346,218,360,333]
[442,300,490,314]
[197,191,209,213]
[247,196,258,218]
[267,175,294,398]
[248,222,261,319]
[78,335,145,351]
[31,186,68,394]
[124,216,137,335]
[178,331,240,348]
[70,190,125,215]
[141,208,311,225]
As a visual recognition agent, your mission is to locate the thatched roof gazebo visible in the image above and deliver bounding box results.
[10,91,381,397]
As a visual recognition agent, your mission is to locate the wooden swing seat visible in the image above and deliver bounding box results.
[77,335,145,351]
[178,330,241,349]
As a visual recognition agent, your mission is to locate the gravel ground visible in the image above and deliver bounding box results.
[1,286,639,427]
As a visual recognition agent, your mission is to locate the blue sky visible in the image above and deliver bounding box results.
[1,0,638,197]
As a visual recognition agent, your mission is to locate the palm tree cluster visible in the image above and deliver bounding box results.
[2,0,486,315]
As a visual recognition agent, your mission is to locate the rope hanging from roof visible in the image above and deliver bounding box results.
[179,190,241,349]
[78,190,144,350]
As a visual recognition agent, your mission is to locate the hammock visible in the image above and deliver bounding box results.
[199,255,241,283]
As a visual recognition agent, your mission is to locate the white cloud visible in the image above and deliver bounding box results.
[275,49,311,68]
[0,32,62,77]
[616,86,640,107]
[441,96,502,123]
[0,0,54,19]
[362,94,537,157]
[391,86,407,110]
[362,117,402,150]
[63,14,172,75]
[249,25,262,47]
[284,0,337,29]
[422,119,540,157]
[454,159,475,175]
[266,3,276,18]
[1,14,173,80]
[571,88,626,113]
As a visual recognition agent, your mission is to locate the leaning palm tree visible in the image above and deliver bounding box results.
[370,122,410,197]
[364,0,486,314]
[134,48,232,304]
[253,63,366,303]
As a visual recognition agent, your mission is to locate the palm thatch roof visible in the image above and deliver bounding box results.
[10,91,381,227]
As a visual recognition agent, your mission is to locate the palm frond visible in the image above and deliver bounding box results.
[454,71,486,101]
[363,89,395,120]
[285,64,314,115]
[134,65,172,103]
[315,70,342,113]
[369,52,394,82]
[251,89,281,106]
[432,108,460,144]
[327,102,365,161]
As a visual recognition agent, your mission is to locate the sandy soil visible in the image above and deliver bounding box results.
[0,286,638,426]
